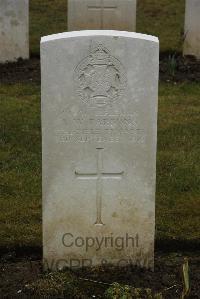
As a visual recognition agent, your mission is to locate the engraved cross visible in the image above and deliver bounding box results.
[87,0,117,29]
[75,148,124,226]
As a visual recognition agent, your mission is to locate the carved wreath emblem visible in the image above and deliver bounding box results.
[74,44,127,108]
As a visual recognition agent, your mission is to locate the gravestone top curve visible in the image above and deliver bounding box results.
[41,30,158,44]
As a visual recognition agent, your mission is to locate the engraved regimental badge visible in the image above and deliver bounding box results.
[74,44,127,108]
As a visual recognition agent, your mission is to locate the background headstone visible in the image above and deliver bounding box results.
[184,0,200,59]
[68,0,137,31]
[0,0,29,63]
[41,30,159,271]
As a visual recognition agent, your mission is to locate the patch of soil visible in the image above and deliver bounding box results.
[0,54,200,85]
[0,57,40,84]
[0,252,199,298]
[160,53,200,82]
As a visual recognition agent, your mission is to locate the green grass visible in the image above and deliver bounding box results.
[137,0,185,53]
[30,0,68,56]
[29,0,185,55]
[1,82,199,248]
[157,83,200,241]
[0,84,41,247]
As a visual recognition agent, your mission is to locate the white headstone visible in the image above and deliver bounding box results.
[68,0,136,31]
[184,0,200,59]
[41,30,159,271]
[0,0,29,63]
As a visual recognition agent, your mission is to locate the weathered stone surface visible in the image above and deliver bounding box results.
[0,0,29,63]
[184,0,200,59]
[68,0,136,31]
[41,31,159,271]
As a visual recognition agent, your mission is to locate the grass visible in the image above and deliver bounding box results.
[30,0,67,56]
[157,83,200,242]
[0,84,41,247]
[137,0,185,53]
[29,0,185,56]
[1,82,199,248]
